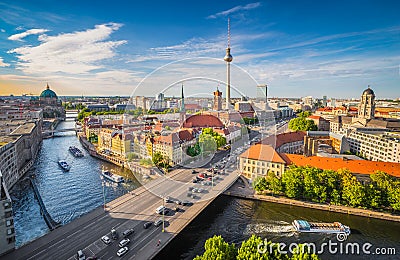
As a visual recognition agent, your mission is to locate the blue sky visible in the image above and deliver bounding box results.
[0,0,399,99]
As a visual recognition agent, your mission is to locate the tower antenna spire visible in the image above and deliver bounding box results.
[227,17,231,48]
[223,18,233,110]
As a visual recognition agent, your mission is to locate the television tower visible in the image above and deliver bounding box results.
[223,18,233,110]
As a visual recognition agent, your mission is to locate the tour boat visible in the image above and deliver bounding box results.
[58,160,71,171]
[68,146,84,157]
[292,220,351,235]
[101,170,124,183]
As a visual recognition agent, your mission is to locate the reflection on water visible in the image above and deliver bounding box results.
[10,118,140,247]
[156,196,400,260]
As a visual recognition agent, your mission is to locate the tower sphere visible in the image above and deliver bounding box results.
[224,48,233,62]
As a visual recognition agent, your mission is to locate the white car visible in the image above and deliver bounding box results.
[119,238,130,247]
[156,205,169,214]
[101,235,111,244]
[117,246,129,257]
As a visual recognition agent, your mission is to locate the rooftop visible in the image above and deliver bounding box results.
[280,153,400,178]
[261,131,306,149]
[9,122,36,136]
[239,144,286,164]
[0,136,19,148]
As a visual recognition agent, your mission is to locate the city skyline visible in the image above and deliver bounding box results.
[0,0,399,99]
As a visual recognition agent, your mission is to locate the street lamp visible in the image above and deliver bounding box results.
[162,195,165,232]
[102,176,106,212]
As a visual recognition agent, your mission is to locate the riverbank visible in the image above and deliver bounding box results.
[225,184,400,223]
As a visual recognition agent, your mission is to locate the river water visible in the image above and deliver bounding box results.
[10,116,140,247]
[10,115,400,259]
[156,194,400,260]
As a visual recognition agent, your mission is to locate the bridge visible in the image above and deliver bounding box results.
[42,127,81,134]
[3,141,247,260]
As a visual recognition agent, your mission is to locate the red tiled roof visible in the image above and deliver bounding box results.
[308,115,321,120]
[183,114,224,128]
[185,104,202,110]
[280,153,400,177]
[317,107,332,112]
[153,129,194,146]
[261,131,306,149]
[239,144,286,164]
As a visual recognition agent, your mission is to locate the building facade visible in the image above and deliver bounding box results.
[347,130,400,162]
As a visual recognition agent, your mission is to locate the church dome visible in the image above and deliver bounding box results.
[362,86,374,96]
[40,84,58,98]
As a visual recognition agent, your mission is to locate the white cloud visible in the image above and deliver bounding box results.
[8,23,126,74]
[1,29,5,33]
[0,57,10,67]
[207,2,261,19]
[8,28,49,41]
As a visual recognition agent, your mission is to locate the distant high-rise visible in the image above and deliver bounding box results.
[180,83,185,112]
[322,95,327,107]
[223,18,233,110]
[213,87,222,111]
[180,84,186,125]
[256,84,268,111]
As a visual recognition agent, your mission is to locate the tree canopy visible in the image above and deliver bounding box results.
[254,165,400,212]
[288,117,318,131]
[195,235,320,260]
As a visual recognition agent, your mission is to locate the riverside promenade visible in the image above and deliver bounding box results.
[224,177,400,223]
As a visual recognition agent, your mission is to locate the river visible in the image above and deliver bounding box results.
[10,116,140,247]
[156,196,400,260]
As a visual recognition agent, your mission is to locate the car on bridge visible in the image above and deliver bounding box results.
[101,235,111,244]
[143,221,152,229]
[111,228,118,240]
[156,205,169,214]
[119,238,130,247]
[122,228,134,238]
[154,218,163,227]
[117,247,129,257]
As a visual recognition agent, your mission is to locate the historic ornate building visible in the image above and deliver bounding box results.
[31,84,65,119]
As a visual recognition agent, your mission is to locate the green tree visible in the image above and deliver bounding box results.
[288,117,318,131]
[199,133,217,153]
[265,171,283,195]
[237,234,287,260]
[193,235,237,260]
[296,111,312,118]
[388,181,400,211]
[290,244,320,260]
[187,143,201,157]
[253,177,268,192]
[339,169,366,207]
[282,166,304,199]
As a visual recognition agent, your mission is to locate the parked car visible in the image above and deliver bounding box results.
[101,235,111,244]
[175,199,182,205]
[122,228,134,238]
[143,221,152,229]
[119,238,130,247]
[164,196,171,203]
[192,170,198,174]
[116,247,129,257]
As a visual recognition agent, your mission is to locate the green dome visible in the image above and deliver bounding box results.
[40,84,58,98]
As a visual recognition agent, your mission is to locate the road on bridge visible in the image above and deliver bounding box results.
[4,141,245,260]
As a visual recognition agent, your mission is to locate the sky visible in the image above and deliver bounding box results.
[0,0,399,99]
